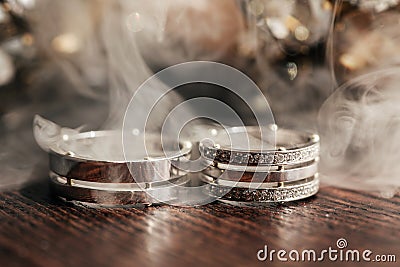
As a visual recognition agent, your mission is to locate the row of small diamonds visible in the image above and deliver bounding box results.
[215,179,319,202]
[202,144,319,165]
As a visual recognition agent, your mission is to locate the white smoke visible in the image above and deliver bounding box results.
[317,1,400,197]
[26,0,244,129]
[0,0,245,189]
[319,68,400,197]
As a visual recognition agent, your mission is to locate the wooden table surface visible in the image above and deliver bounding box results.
[0,176,399,267]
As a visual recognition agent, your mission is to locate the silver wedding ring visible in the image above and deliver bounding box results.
[48,130,191,205]
[199,125,320,203]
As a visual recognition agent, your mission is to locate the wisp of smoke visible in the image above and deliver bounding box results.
[319,67,400,197]
[2,0,242,190]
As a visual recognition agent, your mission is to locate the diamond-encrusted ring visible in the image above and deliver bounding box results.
[200,126,319,168]
[206,175,319,203]
[202,161,318,183]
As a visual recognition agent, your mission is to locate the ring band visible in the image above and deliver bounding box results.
[202,161,318,183]
[206,175,319,203]
[200,126,319,167]
[49,131,191,183]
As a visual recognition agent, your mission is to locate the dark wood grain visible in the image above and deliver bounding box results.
[0,177,399,267]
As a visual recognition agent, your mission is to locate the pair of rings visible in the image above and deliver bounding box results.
[199,126,320,203]
[48,126,320,206]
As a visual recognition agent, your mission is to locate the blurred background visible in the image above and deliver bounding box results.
[0,0,399,196]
